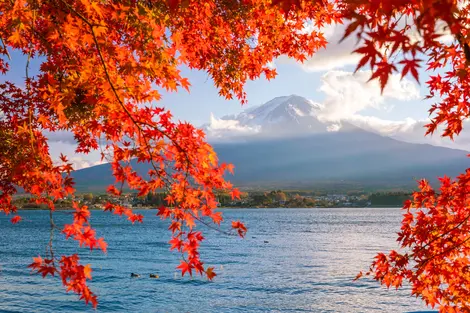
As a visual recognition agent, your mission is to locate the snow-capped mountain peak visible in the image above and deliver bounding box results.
[240,94,322,125]
[205,95,344,141]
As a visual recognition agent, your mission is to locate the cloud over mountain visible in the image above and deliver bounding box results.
[205,69,431,147]
[205,89,470,151]
[204,94,336,141]
[316,70,420,123]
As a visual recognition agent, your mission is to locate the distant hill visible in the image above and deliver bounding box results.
[212,130,468,189]
[71,95,470,192]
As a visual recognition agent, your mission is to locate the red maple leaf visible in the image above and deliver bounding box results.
[177,261,192,277]
[10,215,22,224]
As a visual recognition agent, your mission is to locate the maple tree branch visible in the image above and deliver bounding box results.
[118,180,125,195]
[25,6,37,148]
[416,235,470,274]
[61,0,196,189]
[48,209,56,264]
[0,37,11,60]
[136,138,174,188]
[451,26,470,63]
[89,27,192,182]
[57,1,190,168]
[57,0,98,28]
[410,210,470,259]
[189,212,234,236]
[98,138,113,165]
[30,27,63,56]
[59,0,187,196]
[136,121,193,168]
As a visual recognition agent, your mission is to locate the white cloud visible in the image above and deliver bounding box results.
[346,115,470,151]
[45,130,77,144]
[275,18,456,73]
[277,23,361,72]
[52,153,104,170]
[326,123,341,132]
[302,23,361,72]
[316,70,420,122]
[347,115,419,135]
[204,69,427,146]
[206,113,260,139]
[48,140,104,170]
[69,157,104,170]
[312,69,470,150]
[203,64,470,151]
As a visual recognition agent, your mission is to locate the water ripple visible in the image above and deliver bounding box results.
[0,208,437,312]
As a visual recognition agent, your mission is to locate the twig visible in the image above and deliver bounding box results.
[189,212,235,236]
[48,209,56,263]
[416,235,470,274]
[411,210,470,258]
[0,37,11,60]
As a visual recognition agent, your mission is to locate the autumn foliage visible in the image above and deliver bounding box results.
[0,0,337,307]
[1,0,470,310]
[339,1,470,312]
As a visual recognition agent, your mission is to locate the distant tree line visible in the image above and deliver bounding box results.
[368,192,412,207]
[13,190,413,209]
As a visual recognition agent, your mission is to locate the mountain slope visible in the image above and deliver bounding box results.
[212,130,468,187]
[71,95,470,191]
[205,94,358,140]
[72,129,469,191]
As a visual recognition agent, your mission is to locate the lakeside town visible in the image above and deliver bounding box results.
[13,190,412,209]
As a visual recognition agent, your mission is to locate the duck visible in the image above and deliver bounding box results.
[264,240,269,244]
[131,273,141,278]
[149,274,159,279]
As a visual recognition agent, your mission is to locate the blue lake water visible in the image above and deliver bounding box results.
[0,208,435,312]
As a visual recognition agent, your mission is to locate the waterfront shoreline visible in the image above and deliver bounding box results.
[15,205,403,210]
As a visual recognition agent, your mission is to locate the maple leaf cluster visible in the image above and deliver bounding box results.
[0,0,341,307]
[3,0,470,310]
[360,176,470,312]
[335,1,470,311]
[28,254,97,307]
[341,0,470,141]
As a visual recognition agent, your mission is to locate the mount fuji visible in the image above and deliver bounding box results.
[205,94,357,140]
[72,95,470,191]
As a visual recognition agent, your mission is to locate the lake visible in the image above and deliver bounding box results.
[0,208,434,312]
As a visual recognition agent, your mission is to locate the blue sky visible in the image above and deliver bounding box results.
[160,62,431,126]
[3,23,466,169]
[5,42,431,127]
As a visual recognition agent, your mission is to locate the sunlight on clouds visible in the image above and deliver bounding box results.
[310,70,470,150]
[301,23,361,72]
[206,113,260,139]
[69,158,104,170]
[348,115,470,151]
[277,16,456,73]
[316,70,420,123]
[348,116,419,135]
[277,23,361,72]
[48,139,103,170]
[52,154,104,170]
[326,123,341,132]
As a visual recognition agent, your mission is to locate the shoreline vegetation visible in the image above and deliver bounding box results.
[13,190,412,210]
[15,205,405,210]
